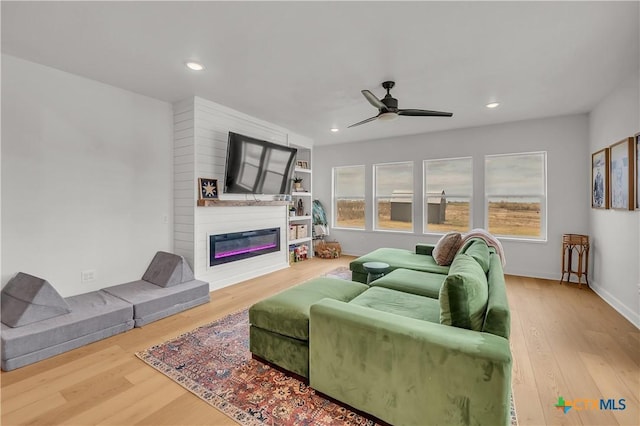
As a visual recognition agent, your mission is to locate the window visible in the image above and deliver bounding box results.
[374,161,413,231]
[333,165,365,229]
[424,157,472,233]
[485,152,546,239]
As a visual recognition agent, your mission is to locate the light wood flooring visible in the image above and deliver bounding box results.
[1,257,638,425]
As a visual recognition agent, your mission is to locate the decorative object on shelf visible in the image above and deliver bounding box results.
[289,205,296,217]
[591,148,609,209]
[198,178,218,200]
[292,176,303,191]
[609,137,635,210]
[292,244,308,262]
[296,160,309,169]
[296,198,304,216]
[559,234,589,289]
[634,132,640,210]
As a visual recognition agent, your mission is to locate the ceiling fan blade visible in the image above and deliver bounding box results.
[398,109,453,117]
[347,115,379,128]
[361,90,388,111]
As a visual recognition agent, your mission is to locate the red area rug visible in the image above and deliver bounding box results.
[137,308,379,425]
[137,268,517,425]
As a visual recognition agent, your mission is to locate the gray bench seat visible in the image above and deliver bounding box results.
[102,279,210,327]
[1,290,133,371]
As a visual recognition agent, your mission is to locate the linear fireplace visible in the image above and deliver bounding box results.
[209,227,280,267]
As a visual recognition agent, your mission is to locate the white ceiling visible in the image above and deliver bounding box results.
[2,1,638,146]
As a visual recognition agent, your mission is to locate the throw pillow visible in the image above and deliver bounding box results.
[439,254,489,331]
[432,232,462,266]
[1,272,71,328]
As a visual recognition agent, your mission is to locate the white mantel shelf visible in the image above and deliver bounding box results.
[197,199,289,207]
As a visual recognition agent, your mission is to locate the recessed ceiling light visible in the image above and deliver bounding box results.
[486,102,500,109]
[185,61,204,71]
[330,128,339,132]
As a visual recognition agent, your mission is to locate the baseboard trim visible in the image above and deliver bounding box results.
[588,280,640,329]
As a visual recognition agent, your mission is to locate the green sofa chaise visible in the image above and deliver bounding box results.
[349,243,450,283]
[250,238,512,425]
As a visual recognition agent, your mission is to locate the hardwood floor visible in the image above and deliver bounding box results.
[1,257,638,425]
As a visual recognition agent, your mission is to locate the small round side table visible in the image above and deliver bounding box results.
[363,262,390,284]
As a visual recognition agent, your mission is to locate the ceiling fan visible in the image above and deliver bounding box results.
[348,81,453,128]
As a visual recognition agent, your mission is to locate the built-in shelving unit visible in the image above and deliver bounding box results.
[288,143,313,262]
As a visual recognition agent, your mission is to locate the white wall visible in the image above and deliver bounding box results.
[314,114,590,280]
[588,69,640,327]
[1,55,173,297]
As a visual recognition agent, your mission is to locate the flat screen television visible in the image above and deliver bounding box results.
[224,132,298,195]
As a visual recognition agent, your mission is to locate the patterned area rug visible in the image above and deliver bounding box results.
[137,267,517,425]
[137,308,379,425]
[323,266,352,280]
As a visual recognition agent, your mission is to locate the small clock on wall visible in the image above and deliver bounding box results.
[198,178,218,200]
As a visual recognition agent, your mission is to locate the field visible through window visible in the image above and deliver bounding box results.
[335,199,541,236]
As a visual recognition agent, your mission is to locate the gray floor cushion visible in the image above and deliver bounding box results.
[142,251,195,287]
[1,272,71,327]
[1,290,134,371]
[102,279,210,327]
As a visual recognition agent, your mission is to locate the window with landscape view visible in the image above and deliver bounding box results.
[333,165,365,229]
[485,152,547,239]
[374,161,413,232]
[424,157,472,233]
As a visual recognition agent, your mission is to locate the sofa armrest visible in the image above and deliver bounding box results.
[415,243,435,255]
[309,299,512,426]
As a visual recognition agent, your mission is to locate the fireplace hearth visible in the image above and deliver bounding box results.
[209,228,280,266]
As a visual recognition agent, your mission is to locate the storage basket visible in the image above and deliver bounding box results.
[314,240,342,259]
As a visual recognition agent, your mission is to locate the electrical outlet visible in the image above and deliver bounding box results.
[162,214,169,224]
[81,269,96,284]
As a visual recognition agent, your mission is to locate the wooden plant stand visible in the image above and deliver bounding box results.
[559,234,589,288]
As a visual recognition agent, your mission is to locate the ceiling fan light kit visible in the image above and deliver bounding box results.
[348,81,453,128]
[378,112,398,121]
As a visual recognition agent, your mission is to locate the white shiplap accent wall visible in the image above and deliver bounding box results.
[175,96,303,291]
[173,99,196,266]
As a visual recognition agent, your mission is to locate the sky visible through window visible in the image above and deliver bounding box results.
[486,153,545,200]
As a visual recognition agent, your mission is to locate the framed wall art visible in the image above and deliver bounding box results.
[636,132,640,210]
[609,137,634,211]
[591,148,609,209]
[198,178,218,200]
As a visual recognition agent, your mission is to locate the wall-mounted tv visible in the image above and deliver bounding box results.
[224,132,297,195]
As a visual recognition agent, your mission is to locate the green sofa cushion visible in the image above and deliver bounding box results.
[459,238,491,273]
[349,287,440,323]
[370,268,445,299]
[249,277,368,341]
[439,254,489,331]
[350,248,450,282]
[483,253,511,339]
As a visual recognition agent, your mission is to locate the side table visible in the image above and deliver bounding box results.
[560,234,589,288]
[363,262,390,285]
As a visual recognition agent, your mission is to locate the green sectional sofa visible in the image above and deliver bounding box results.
[250,238,512,425]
